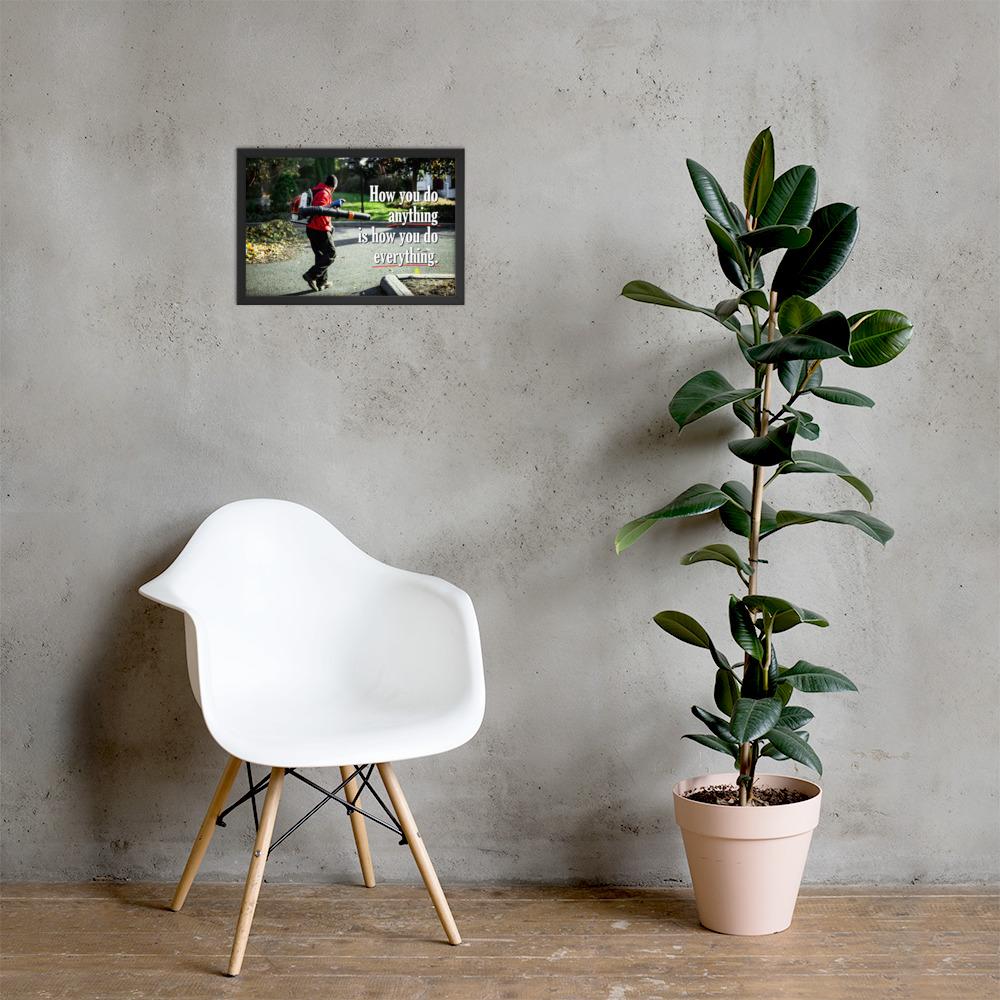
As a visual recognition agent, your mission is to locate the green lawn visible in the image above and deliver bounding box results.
[249,191,442,224]
[336,193,446,221]
[336,193,394,221]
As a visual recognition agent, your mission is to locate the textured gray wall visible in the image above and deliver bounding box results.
[2,0,997,885]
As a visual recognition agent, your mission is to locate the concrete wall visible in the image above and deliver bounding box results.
[2,0,997,885]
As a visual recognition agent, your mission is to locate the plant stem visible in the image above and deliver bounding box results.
[739,289,779,806]
[762,618,773,692]
[784,359,824,411]
[738,742,754,806]
[747,291,778,595]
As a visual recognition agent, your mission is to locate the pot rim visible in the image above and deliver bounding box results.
[672,771,822,811]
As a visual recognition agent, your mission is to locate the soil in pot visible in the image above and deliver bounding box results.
[684,784,810,807]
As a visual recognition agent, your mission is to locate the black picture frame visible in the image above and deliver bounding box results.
[237,147,464,305]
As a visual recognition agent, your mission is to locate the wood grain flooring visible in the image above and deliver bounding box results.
[1,882,997,999]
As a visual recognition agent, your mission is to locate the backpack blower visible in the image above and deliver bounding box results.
[290,189,371,224]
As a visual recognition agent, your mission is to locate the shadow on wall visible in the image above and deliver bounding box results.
[70,536,223,880]
[551,327,732,883]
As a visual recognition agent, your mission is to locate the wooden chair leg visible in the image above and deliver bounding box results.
[340,765,376,888]
[170,754,243,912]
[227,767,285,977]
[376,762,461,945]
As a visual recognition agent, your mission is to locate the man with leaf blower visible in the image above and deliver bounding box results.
[292,173,374,292]
[301,174,343,291]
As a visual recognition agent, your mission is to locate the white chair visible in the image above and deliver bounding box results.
[139,499,485,976]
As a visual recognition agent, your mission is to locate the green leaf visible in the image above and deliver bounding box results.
[714,668,741,715]
[707,638,731,672]
[719,205,765,290]
[613,519,657,554]
[730,697,782,743]
[778,359,822,394]
[777,449,874,505]
[772,611,823,634]
[729,595,763,660]
[653,610,712,648]
[718,480,778,539]
[779,705,814,729]
[686,159,744,233]
[735,325,757,367]
[732,398,756,429]
[715,290,768,320]
[615,484,735,553]
[654,617,733,676]
[778,295,822,336]
[705,216,746,268]
[747,311,851,364]
[740,289,770,311]
[621,281,740,332]
[714,297,741,321]
[844,310,913,368]
[692,705,738,744]
[738,224,811,255]
[758,165,818,229]
[760,726,811,761]
[740,644,779,699]
[742,595,829,629]
[810,386,875,407]
[691,705,734,744]
[760,728,809,760]
[763,726,823,774]
[773,508,894,546]
[776,307,825,393]
[729,201,749,234]
[785,407,820,439]
[718,247,764,291]
[772,203,859,302]
[728,419,798,466]
[669,371,762,429]
[682,733,739,756]
[743,127,775,218]
[718,481,753,511]
[780,660,858,693]
[680,543,752,577]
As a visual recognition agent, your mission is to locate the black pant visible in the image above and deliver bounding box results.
[306,228,336,282]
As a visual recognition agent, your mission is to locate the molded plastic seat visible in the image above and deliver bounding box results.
[140,499,486,768]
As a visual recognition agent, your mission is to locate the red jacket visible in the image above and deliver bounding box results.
[307,183,334,232]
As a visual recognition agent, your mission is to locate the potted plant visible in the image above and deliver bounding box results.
[617,128,912,935]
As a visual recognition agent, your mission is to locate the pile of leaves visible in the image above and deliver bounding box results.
[245,220,303,264]
[400,276,456,296]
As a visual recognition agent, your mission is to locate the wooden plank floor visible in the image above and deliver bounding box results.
[1,883,997,999]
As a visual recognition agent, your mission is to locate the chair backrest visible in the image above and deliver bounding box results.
[140,499,387,702]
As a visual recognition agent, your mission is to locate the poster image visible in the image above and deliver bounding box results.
[237,148,463,304]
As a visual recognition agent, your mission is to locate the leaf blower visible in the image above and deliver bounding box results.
[291,189,371,224]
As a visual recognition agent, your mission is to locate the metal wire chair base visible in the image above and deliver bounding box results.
[215,763,406,856]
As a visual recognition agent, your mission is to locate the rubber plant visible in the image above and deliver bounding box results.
[618,129,912,806]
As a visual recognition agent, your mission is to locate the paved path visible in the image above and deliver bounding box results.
[246,224,456,298]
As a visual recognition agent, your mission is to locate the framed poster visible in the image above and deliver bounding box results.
[237,148,463,304]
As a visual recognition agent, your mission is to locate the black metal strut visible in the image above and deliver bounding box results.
[215,763,407,857]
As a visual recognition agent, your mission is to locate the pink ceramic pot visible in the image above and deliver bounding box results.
[673,771,822,935]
